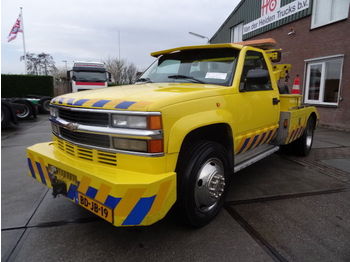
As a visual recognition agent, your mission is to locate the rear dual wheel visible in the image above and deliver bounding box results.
[1,106,11,128]
[293,117,315,156]
[176,141,230,227]
[282,117,315,156]
[13,100,33,120]
[39,98,51,114]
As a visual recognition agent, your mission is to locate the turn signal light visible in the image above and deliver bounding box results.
[148,139,163,153]
[148,115,162,130]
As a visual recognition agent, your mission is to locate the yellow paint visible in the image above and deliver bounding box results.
[27,153,39,177]
[102,99,123,108]
[37,157,52,187]
[114,188,146,217]
[83,98,100,107]
[78,176,92,194]
[148,180,172,216]
[94,184,111,203]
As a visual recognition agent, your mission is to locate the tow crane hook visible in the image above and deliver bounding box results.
[51,177,67,198]
[47,164,67,198]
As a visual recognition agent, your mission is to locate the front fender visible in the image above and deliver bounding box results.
[167,109,235,153]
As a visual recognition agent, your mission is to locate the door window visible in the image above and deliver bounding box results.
[240,51,272,92]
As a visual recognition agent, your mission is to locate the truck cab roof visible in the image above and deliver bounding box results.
[150,38,277,57]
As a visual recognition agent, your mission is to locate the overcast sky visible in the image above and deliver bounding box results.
[1,0,239,74]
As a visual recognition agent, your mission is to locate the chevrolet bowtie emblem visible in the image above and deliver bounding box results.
[65,122,79,131]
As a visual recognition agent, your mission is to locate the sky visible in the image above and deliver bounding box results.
[1,0,239,74]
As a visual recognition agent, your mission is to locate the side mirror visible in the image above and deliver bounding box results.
[108,72,112,82]
[241,69,270,91]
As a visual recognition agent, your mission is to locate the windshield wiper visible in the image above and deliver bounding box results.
[136,77,153,83]
[167,75,204,84]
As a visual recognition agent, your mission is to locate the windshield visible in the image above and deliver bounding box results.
[138,48,238,86]
[72,71,107,82]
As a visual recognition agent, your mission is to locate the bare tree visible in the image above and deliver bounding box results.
[126,63,137,84]
[25,52,57,75]
[104,57,137,85]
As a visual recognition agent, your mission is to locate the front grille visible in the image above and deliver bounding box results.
[60,127,110,148]
[55,136,117,166]
[58,108,109,126]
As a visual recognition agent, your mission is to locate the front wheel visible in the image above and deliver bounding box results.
[176,141,231,227]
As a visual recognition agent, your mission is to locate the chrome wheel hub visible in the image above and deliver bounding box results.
[306,124,313,148]
[194,158,226,212]
[17,106,30,118]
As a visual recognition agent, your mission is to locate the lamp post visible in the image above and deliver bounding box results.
[62,60,68,71]
[189,32,210,43]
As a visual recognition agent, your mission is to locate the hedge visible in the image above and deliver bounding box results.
[1,74,54,97]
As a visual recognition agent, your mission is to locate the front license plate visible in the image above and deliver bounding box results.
[78,193,113,223]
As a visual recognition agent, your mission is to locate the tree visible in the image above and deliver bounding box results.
[104,57,138,85]
[25,52,57,75]
[126,63,137,84]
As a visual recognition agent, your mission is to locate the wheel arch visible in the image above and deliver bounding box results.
[309,112,317,128]
[175,123,234,172]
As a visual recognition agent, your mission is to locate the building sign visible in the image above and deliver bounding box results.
[243,0,310,35]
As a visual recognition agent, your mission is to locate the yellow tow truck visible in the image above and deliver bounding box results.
[27,39,318,227]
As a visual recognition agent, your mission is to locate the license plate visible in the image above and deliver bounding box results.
[78,193,113,223]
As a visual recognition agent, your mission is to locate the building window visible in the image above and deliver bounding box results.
[230,23,243,42]
[304,56,343,105]
[311,0,350,29]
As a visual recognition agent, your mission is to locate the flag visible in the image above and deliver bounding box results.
[8,14,23,42]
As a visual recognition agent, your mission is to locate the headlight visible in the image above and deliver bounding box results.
[111,114,162,129]
[50,107,58,118]
[111,115,147,129]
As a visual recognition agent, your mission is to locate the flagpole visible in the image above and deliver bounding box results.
[20,7,27,74]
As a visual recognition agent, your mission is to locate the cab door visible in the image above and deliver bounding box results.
[233,49,280,154]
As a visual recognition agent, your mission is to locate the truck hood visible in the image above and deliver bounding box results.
[52,83,226,111]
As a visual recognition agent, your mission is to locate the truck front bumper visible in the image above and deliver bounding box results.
[27,142,176,227]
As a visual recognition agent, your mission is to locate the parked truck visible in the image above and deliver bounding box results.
[68,62,111,92]
[27,39,318,227]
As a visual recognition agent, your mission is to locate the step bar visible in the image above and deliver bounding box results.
[234,146,280,173]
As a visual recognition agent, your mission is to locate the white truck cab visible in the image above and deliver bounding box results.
[68,62,111,92]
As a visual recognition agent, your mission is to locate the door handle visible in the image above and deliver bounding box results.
[272,97,280,105]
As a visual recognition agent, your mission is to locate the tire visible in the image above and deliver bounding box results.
[13,100,33,120]
[1,105,11,128]
[292,117,315,156]
[39,98,51,114]
[176,141,231,227]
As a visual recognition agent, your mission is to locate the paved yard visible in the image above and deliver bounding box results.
[2,116,350,262]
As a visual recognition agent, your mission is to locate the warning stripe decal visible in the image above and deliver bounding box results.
[236,128,277,155]
[51,98,149,110]
[27,156,172,226]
